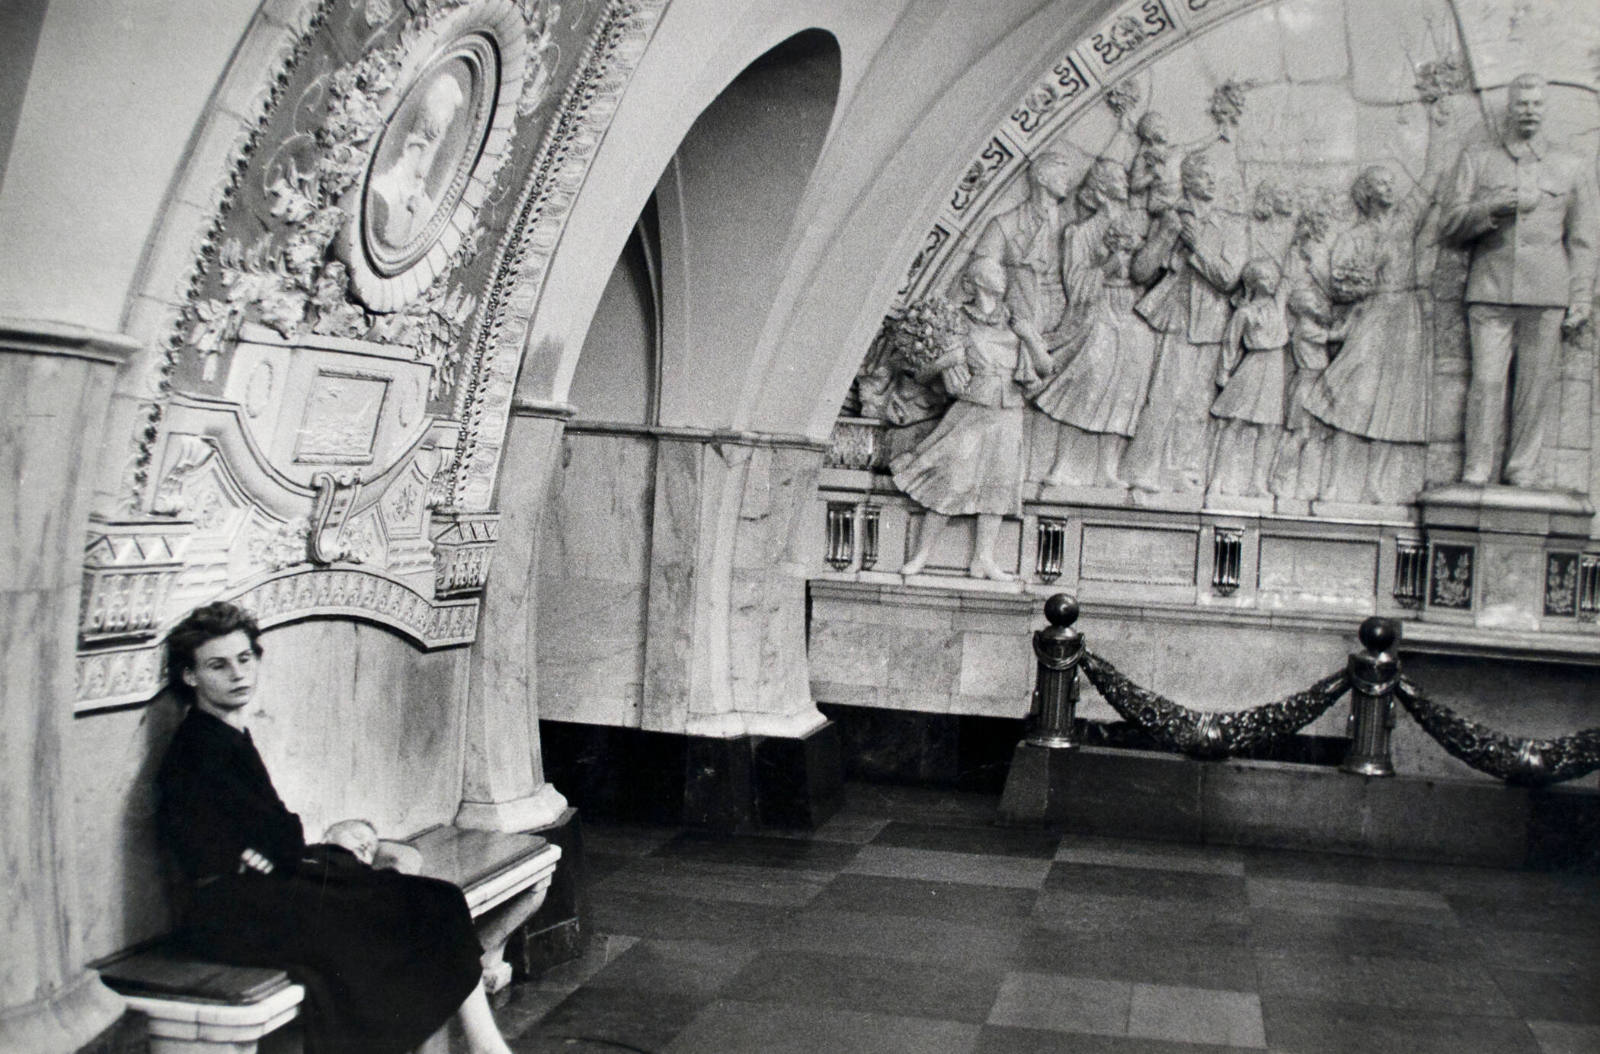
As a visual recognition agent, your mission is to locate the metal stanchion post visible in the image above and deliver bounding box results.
[1000,594,1083,824]
[1341,616,1400,777]
[1027,594,1083,749]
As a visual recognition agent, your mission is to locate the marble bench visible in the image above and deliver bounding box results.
[98,826,561,1054]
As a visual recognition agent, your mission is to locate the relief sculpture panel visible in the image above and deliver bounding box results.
[851,0,1600,526]
[836,0,1600,639]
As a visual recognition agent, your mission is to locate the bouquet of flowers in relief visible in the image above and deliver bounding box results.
[1330,261,1377,304]
[882,295,967,379]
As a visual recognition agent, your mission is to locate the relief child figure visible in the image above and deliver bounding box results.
[1209,258,1290,498]
[1270,284,1343,500]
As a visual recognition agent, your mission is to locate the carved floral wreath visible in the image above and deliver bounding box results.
[187,0,560,402]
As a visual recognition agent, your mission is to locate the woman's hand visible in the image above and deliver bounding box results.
[238,847,276,875]
[941,361,972,394]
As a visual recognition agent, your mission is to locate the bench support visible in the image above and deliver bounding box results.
[105,834,560,1054]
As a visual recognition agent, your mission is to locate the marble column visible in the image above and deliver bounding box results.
[455,401,572,831]
[0,319,138,1052]
[727,442,833,738]
[640,432,832,735]
[640,431,839,826]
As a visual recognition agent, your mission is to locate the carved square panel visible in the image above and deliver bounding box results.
[949,137,1018,216]
[294,369,391,464]
[1258,537,1377,598]
[1075,0,1178,79]
[1428,542,1474,610]
[1545,552,1579,617]
[1081,524,1197,585]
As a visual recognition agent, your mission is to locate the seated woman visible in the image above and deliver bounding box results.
[156,601,514,1054]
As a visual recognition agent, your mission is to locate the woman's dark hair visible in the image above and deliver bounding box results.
[166,602,264,704]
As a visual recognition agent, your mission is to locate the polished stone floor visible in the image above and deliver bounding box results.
[500,783,1600,1053]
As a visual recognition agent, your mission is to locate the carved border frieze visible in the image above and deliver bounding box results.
[430,510,501,597]
[442,0,669,511]
[80,526,189,646]
[897,0,1278,301]
[76,568,479,712]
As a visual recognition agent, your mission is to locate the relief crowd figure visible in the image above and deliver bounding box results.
[866,64,1600,578]
[1121,151,1248,495]
[894,257,1053,580]
[1302,163,1432,505]
[966,151,1077,335]
[1208,258,1289,498]
[1033,159,1155,489]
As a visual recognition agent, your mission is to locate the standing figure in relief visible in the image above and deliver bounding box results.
[967,151,1077,334]
[1034,162,1153,487]
[1208,258,1289,497]
[1302,164,1430,504]
[1122,152,1248,494]
[1271,284,1341,500]
[1439,73,1598,488]
[895,257,1053,579]
[1128,111,1182,225]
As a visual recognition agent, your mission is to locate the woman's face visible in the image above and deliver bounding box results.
[185,630,259,716]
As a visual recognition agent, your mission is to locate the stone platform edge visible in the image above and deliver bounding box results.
[1005,745,1600,872]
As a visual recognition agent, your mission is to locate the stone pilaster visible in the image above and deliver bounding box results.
[0,320,137,1053]
[456,401,572,832]
[636,429,840,828]
[641,430,832,738]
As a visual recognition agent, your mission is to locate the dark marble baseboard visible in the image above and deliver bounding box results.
[76,1009,144,1054]
[507,806,588,981]
[538,720,844,833]
[819,704,1348,795]
[1003,745,1600,872]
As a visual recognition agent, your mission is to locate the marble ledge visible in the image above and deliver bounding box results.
[811,579,1600,663]
[0,317,142,364]
[1400,620,1600,665]
[566,419,827,452]
[509,396,578,420]
[810,575,1040,615]
[820,474,1421,529]
[741,708,833,740]
[1420,484,1597,537]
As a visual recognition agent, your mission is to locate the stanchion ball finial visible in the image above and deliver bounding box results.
[1044,593,1079,627]
[1358,616,1398,654]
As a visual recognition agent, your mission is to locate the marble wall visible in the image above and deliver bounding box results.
[2,324,136,1050]
[809,576,1600,783]
[537,429,657,727]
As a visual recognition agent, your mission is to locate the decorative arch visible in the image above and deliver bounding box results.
[76,0,670,710]
[650,27,842,428]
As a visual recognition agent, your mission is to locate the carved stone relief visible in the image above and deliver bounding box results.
[851,0,1600,525]
[826,0,1600,643]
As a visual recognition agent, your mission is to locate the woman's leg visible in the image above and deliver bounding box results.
[455,980,513,1054]
[902,512,949,576]
[1249,425,1280,496]
[1097,433,1128,488]
[970,513,1015,581]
